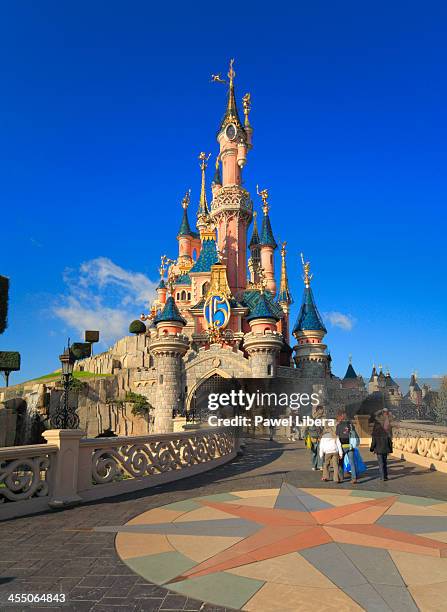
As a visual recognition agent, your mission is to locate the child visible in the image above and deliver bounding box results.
[319,427,343,482]
[370,420,393,481]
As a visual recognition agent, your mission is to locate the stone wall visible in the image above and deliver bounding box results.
[74,334,150,374]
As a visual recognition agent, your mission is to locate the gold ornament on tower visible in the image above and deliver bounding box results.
[300,253,313,288]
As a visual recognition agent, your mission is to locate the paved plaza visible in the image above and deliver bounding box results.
[1,439,447,611]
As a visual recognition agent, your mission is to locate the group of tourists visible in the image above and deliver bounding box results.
[303,406,394,483]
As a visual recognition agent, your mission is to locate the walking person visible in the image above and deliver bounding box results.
[370,420,393,481]
[319,426,343,482]
[305,406,324,470]
[336,410,359,483]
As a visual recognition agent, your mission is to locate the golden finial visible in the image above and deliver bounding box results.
[379,364,383,371]
[198,151,211,171]
[300,253,313,288]
[158,255,168,279]
[349,354,352,364]
[256,184,270,215]
[242,92,251,126]
[181,189,191,210]
[281,241,287,258]
[228,58,235,85]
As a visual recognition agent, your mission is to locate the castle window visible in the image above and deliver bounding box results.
[149,355,154,368]
[267,364,273,376]
[270,254,273,265]
[202,281,210,296]
[159,374,163,384]
[176,292,180,300]
[187,292,191,300]
[181,290,186,301]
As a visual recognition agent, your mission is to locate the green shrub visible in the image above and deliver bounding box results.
[129,320,146,335]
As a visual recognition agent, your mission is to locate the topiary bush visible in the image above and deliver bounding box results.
[129,319,146,335]
[0,275,9,335]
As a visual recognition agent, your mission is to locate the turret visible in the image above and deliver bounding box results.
[342,356,365,391]
[153,295,187,335]
[150,292,189,433]
[248,211,261,284]
[292,255,329,378]
[210,61,252,296]
[244,289,283,378]
[257,186,277,295]
[246,290,280,333]
[177,190,194,269]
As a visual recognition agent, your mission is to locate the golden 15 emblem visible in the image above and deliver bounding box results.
[203,292,230,330]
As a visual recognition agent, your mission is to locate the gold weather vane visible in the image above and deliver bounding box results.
[211,73,226,84]
[228,58,235,84]
[300,253,313,288]
[181,189,191,210]
[242,93,252,126]
[198,151,211,171]
[256,185,270,214]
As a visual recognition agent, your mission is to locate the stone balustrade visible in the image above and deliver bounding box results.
[0,426,238,521]
[391,421,447,472]
[0,443,58,519]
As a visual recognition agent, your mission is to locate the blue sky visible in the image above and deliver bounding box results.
[1,1,446,384]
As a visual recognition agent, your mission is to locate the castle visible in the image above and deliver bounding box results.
[73,60,370,433]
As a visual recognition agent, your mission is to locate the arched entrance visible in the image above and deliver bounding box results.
[187,372,241,423]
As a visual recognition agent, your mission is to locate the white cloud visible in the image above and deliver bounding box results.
[323,311,356,331]
[53,257,157,344]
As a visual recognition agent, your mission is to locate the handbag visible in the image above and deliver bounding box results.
[349,426,360,449]
[343,448,367,475]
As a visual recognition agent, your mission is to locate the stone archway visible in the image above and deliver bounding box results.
[186,369,239,423]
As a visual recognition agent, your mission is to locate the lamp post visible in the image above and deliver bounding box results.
[50,343,80,429]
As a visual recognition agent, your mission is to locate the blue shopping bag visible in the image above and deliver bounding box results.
[343,448,367,475]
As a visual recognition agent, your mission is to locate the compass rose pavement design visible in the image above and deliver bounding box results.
[95,484,447,611]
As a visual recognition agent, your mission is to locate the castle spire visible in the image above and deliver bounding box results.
[177,189,193,237]
[257,186,277,249]
[249,211,260,248]
[293,255,326,335]
[278,242,293,305]
[219,59,242,132]
[197,152,211,222]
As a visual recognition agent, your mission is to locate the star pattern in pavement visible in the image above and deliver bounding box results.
[170,488,447,582]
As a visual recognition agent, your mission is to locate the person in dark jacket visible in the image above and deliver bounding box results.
[370,420,393,481]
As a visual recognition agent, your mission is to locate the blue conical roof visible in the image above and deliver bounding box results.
[249,218,260,248]
[246,291,280,322]
[154,296,186,326]
[157,279,166,290]
[178,207,193,237]
[292,287,327,334]
[344,363,358,379]
[189,238,219,273]
[259,213,277,249]
[175,272,191,286]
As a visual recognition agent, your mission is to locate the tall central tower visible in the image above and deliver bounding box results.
[210,60,253,297]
